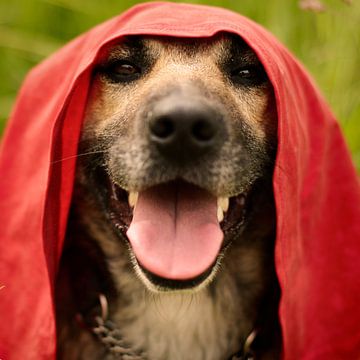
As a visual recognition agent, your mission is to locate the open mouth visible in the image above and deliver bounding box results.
[107,176,247,288]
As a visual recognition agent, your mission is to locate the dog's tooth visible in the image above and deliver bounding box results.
[217,206,224,223]
[238,195,246,206]
[128,192,139,208]
[217,197,229,213]
[111,182,119,201]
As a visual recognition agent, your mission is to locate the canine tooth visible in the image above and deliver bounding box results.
[217,206,224,223]
[217,197,229,213]
[128,192,139,208]
[238,195,246,206]
[111,182,119,201]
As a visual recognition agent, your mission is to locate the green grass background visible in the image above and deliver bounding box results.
[0,0,359,170]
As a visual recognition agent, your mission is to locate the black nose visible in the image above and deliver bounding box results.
[148,98,226,164]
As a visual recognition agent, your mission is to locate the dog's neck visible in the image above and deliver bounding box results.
[57,232,257,360]
[108,262,252,360]
[90,294,258,360]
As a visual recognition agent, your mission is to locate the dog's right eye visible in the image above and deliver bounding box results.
[102,61,142,82]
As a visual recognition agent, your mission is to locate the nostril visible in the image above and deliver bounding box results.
[150,117,175,140]
[192,119,216,142]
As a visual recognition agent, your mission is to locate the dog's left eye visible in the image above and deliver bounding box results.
[230,65,267,86]
[102,61,142,82]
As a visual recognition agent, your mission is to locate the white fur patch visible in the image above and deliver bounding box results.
[108,255,249,360]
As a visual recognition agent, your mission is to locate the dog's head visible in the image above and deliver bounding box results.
[76,34,277,292]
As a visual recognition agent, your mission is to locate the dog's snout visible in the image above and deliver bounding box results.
[148,98,226,164]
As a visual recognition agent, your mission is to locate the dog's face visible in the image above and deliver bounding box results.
[77,34,277,292]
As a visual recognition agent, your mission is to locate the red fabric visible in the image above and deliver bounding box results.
[0,2,359,359]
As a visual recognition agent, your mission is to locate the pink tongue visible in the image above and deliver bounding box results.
[126,182,223,280]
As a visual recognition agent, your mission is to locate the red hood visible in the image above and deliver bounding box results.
[0,2,359,359]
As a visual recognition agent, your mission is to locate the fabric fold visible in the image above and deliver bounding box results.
[0,2,359,359]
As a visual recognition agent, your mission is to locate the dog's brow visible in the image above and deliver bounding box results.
[228,38,260,65]
[107,46,133,60]
[107,38,146,61]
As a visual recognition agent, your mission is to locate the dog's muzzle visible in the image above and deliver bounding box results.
[105,92,248,288]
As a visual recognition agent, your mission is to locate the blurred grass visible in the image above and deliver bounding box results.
[0,0,359,169]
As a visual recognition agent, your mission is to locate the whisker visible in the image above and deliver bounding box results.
[51,150,105,164]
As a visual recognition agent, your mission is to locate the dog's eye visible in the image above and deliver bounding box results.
[102,61,141,82]
[235,69,252,77]
[112,63,139,76]
[230,65,268,86]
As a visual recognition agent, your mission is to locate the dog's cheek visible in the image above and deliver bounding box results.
[105,138,150,191]
[83,78,142,139]
[243,86,277,145]
[230,85,277,158]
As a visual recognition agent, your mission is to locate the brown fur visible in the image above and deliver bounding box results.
[56,34,281,360]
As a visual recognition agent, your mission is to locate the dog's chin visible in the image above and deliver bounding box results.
[103,173,248,292]
[131,258,220,293]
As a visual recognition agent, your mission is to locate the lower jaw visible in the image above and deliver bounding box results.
[138,258,216,291]
[126,240,236,293]
[132,257,221,293]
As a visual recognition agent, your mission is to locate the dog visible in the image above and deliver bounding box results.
[55,33,281,360]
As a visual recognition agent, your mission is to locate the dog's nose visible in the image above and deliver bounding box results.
[148,99,226,164]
